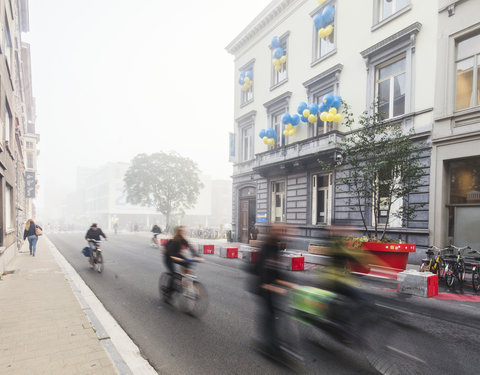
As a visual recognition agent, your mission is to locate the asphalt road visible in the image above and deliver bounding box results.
[48,232,480,375]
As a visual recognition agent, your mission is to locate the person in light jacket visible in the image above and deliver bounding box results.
[23,219,42,256]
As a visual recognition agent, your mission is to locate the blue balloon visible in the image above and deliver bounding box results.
[332,95,342,108]
[271,36,281,49]
[301,116,308,123]
[322,5,335,25]
[319,103,328,113]
[245,70,253,80]
[271,129,277,139]
[273,47,284,59]
[291,114,300,126]
[238,77,244,85]
[266,128,274,139]
[282,113,292,125]
[323,93,334,107]
[297,102,308,115]
[259,129,266,139]
[313,13,324,29]
[308,103,319,116]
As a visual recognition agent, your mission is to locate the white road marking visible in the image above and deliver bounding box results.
[386,346,426,364]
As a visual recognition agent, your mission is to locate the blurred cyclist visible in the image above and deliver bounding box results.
[163,226,202,301]
[151,223,162,245]
[85,223,107,267]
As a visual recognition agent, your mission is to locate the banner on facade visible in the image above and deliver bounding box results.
[256,213,267,223]
[25,172,36,198]
[229,132,235,162]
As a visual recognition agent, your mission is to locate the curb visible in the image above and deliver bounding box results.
[45,236,158,375]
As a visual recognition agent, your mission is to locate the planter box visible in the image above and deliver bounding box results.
[282,254,304,271]
[220,247,238,258]
[201,244,215,255]
[398,270,438,298]
[249,240,262,248]
[240,246,259,263]
[308,245,329,255]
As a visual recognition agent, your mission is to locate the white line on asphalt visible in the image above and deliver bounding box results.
[45,236,158,375]
[386,346,426,364]
[460,304,476,309]
[375,303,415,316]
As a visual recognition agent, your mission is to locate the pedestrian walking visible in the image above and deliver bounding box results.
[23,219,42,256]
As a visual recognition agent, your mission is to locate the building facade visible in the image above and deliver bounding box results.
[0,0,37,273]
[227,0,435,257]
[430,0,480,251]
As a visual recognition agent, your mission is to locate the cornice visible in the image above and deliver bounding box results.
[235,110,257,125]
[303,63,343,89]
[225,0,297,55]
[263,91,292,110]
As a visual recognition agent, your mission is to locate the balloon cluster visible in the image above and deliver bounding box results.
[259,128,277,147]
[280,113,301,137]
[238,70,253,92]
[319,94,342,122]
[271,36,287,72]
[297,102,320,124]
[313,4,335,39]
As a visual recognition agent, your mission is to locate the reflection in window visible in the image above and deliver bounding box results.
[378,0,409,22]
[448,157,480,204]
[455,33,480,111]
[376,55,406,119]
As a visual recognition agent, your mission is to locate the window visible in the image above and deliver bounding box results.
[5,101,12,144]
[312,88,334,136]
[455,33,480,111]
[263,91,291,149]
[271,35,288,87]
[26,141,34,149]
[240,64,254,106]
[374,167,402,227]
[241,125,253,161]
[5,184,13,230]
[271,111,287,148]
[271,181,285,222]
[312,2,336,63]
[312,174,332,225]
[27,151,34,169]
[375,55,406,119]
[377,0,409,23]
[4,16,12,68]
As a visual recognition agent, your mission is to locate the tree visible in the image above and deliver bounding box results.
[329,102,426,241]
[124,152,203,228]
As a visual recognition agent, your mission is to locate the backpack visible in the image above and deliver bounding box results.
[82,247,91,257]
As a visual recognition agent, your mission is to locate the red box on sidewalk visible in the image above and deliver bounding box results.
[160,239,168,246]
[427,274,438,297]
[203,245,215,255]
[226,247,238,258]
[282,255,305,271]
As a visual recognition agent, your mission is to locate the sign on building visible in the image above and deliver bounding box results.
[25,172,36,198]
[229,132,235,162]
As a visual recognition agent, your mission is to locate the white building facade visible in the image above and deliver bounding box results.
[430,0,480,251]
[227,0,435,254]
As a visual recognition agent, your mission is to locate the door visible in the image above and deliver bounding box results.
[240,199,249,243]
[271,181,285,222]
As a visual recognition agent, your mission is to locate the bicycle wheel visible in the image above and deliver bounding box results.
[95,253,104,273]
[419,262,428,272]
[183,281,208,317]
[159,272,171,301]
[472,269,480,292]
[436,258,445,279]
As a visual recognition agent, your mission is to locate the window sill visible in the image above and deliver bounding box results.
[311,49,337,68]
[435,105,480,122]
[270,78,288,92]
[240,99,254,109]
[371,5,412,32]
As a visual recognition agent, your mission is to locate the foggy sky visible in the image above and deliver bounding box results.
[24,0,271,215]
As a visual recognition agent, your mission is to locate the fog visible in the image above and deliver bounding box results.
[25,0,271,222]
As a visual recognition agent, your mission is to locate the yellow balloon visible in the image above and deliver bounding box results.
[286,123,293,130]
[274,65,281,72]
[272,59,280,66]
[283,130,288,136]
[317,0,325,5]
[329,107,337,115]
[308,114,316,123]
[242,84,247,92]
[288,129,296,136]
[326,113,334,122]
[318,28,326,38]
[334,114,342,122]
[268,138,275,146]
[244,77,251,84]
[320,112,328,122]
[280,55,287,64]
[325,25,333,37]
[303,109,310,118]
[263,136,269,144]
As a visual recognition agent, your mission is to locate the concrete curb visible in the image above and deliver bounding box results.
[45,236,158,375]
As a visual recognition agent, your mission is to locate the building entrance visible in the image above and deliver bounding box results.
[239,187,256,243]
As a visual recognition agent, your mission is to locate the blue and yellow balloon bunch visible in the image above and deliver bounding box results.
[280,113,301,137]
[271,36,287,72]
[259,128,277,147]
[319,94,342,122]
[297,102,320,124]
[313,4,335,39]
[239,70,253,92]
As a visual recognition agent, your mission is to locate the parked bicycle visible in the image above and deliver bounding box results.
[444,245,470,289]
[462,249,480,292]
[419,245,448,278]
[159,258,208,317]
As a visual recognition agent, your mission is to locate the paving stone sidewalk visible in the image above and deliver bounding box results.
[0,237,118,375]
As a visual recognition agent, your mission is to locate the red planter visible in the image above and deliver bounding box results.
[203,245,215,255]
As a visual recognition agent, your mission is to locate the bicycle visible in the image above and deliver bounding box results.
[159,257,208,317]
[462,249,480,292]
[444,245,470,289]
[419,245,448,279]
[89,239,104,273]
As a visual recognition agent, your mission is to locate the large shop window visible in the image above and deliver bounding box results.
[376,55,406,119]
[271,181,285,223]
[455,33,480,111]
[447,156,480,249]
[312,174,332,225]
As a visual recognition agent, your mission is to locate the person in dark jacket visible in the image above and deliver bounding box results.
[23,219,42,256]
[151,223,162,244]
[85,223,107,266]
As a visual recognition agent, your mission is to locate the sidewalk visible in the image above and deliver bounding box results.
[0,237,118,375]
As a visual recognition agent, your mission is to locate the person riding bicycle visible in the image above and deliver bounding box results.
[164,226,201,301]
[85,223,107,267]
[151,223,162,244]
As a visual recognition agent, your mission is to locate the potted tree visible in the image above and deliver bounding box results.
[328,102,426,274]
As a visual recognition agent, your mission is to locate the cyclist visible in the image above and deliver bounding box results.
[151,223,162,245]
[85,223,107,267]
[164,226,201,301]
